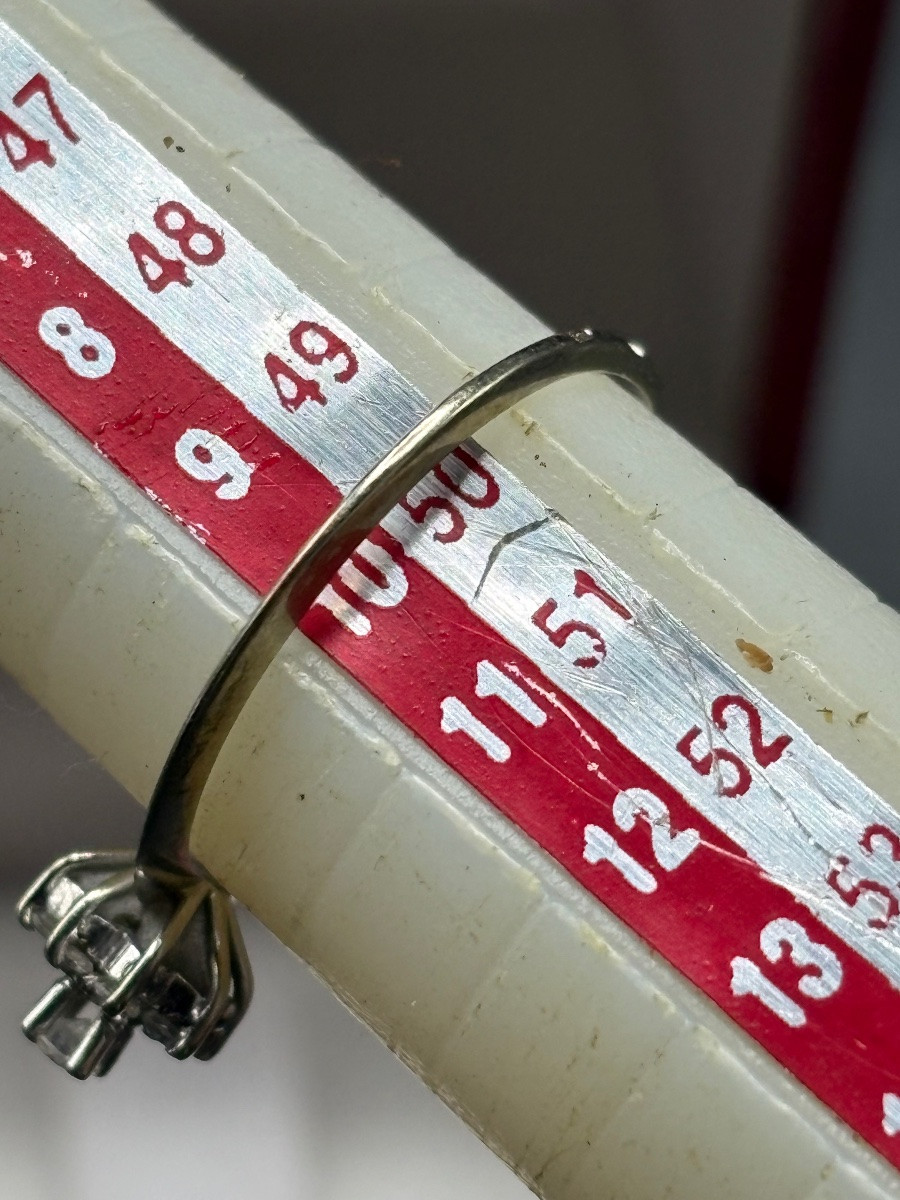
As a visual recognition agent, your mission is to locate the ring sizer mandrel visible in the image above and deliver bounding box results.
[2,8,900,1199]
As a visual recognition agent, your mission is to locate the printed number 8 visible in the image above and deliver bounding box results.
[38,306,115,379]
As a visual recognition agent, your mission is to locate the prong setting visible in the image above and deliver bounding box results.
[17,851,251,1079]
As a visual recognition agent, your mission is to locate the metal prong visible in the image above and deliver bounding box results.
[44,870,135,968]
[23,977,131,1080]
[17,850,133,927]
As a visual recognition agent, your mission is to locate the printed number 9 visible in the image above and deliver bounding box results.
[38,306,115,379]
[175,429,254,500]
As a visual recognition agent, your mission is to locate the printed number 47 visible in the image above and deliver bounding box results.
[0,73,78,173]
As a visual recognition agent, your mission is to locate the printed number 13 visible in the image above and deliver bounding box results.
[731,918,842,1028]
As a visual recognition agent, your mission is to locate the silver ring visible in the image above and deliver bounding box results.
[17,329,656,1078]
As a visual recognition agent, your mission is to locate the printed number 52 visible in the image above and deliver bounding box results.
[677,694,791,798]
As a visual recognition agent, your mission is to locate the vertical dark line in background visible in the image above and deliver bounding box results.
[749,0,889,512]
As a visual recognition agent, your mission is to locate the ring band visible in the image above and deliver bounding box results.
[17,329,655,1077]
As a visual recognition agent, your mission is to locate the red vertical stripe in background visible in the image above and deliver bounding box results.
[750,0,889,511]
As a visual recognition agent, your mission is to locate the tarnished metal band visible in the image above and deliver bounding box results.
[138,330,655,880]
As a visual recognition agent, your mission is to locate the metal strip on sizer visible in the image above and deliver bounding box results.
[2,22,900,1168]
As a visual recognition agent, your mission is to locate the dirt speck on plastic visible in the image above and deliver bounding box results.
[735,637,773,673]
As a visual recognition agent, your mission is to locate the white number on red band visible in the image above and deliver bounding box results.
[174,429,254,500]
[731,918,843,1028]
[315,536,409,637]
[584,786,700,894]
[37,306,115,379]
[440,659,546,762]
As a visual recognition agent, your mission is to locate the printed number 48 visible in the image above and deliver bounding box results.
[128,201,225,293]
